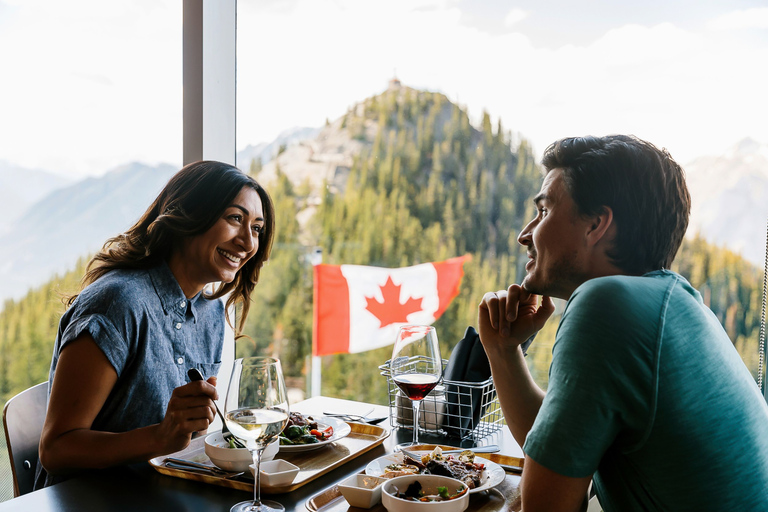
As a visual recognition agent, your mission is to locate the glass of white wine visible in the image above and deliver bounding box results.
[224,357,290,512]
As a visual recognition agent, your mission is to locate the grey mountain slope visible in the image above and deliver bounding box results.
[0,161,72,234]
[685,138,768,267]
[0,162,176,301]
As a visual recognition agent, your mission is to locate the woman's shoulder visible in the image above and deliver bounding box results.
[75,268,153,310]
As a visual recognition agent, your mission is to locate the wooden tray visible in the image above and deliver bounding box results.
[305,446,525,512]
[149,422,389,494]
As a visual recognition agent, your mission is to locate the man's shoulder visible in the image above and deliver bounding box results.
[572,270,688,302]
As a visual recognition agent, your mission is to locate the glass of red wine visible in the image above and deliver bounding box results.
[390,325,442,450]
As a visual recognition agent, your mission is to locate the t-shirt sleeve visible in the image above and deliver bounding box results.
[523,278,659,477]
[59,284,137,377]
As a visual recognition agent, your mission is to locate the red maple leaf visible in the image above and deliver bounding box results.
[365,276,424,328]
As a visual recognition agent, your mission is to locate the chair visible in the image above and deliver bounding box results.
[2,382,47,497]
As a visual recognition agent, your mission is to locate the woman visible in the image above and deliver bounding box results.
[36,161,275,487]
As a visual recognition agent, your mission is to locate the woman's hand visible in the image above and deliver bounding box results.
[478,284,555,353]
[155,377,218,454]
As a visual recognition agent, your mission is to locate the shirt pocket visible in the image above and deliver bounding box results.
[194,362,222,381]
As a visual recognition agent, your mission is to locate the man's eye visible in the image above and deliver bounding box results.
[538,208,548,217]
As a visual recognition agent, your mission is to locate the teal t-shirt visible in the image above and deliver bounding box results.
[523,270,768,511]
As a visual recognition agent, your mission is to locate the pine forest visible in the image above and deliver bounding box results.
[0,87,763,407]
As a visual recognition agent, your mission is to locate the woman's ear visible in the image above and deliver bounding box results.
[586,206,614,247]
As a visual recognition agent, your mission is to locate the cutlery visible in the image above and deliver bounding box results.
[164,458,244,479]
[187,368,246,449]
[323,411,388,424]
[400,444,500,461]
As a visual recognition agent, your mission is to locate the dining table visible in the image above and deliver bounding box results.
[0,396,524,512]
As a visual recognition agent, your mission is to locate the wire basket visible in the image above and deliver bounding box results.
[379,360,503,443]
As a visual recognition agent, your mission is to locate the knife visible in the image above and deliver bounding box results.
[164,457,244,479]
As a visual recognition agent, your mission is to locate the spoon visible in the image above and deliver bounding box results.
[187,368,246,449]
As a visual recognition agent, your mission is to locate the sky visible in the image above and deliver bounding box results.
[1,0,767,179]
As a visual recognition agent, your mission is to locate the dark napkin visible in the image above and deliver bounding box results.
[443,326,492,438]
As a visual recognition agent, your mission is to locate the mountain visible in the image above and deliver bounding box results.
[0,161,72,235]
[685,138,768,267]
[0,162,177,302]
[236,126,320,170]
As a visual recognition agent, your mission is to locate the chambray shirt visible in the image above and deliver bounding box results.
[46,262,225,432]
[37,262,225,488]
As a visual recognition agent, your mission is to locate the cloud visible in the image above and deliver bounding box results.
[2,1,767,176]
[708,8,768,30]
[504,8,528,28]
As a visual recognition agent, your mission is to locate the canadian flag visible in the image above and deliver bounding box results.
[312,255,470,356]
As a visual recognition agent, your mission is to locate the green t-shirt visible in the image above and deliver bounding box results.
[524,270,768,511]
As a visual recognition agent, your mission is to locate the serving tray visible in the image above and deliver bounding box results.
[149,422,389,494]
[305,447,524,512]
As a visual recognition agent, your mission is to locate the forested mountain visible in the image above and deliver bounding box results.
[0,86,764,406]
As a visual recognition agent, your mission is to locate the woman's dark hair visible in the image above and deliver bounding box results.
[68,160,275,335]
[542,135,690,275]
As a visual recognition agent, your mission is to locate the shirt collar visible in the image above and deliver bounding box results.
[148,261,201,320]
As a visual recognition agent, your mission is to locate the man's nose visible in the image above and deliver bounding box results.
[518,224,533,247]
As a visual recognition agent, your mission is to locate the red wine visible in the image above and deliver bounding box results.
[394,374,440,401]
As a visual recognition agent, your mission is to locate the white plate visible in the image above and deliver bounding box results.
[365,451,505,494]
[278,416,351,452]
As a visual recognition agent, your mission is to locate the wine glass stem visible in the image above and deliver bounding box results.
[252,446,265,509]
[412,399,421,446]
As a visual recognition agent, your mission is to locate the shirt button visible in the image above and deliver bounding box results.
[175,322,182,330]
[177,357,184,365]
[180,301,186,309]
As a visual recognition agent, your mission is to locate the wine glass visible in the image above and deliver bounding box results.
[390,325,442,450]
[224,357,290,512]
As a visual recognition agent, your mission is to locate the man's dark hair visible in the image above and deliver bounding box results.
[542,135,690,275]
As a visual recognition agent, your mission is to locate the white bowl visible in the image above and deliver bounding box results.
[204,433,279,472]
[381,475,470,512]
[338,474,387,509]
[251,459,300,487]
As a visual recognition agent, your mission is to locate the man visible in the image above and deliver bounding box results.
[478,135,768,511]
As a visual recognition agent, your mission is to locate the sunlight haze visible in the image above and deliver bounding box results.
[0,0,766,177]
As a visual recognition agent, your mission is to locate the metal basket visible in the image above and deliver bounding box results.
[379,359,503,443]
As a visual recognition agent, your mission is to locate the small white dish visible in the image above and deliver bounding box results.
[337,474,387,509]
[252,459,300,487]
[204,432,278,472]
[381,475,469,512]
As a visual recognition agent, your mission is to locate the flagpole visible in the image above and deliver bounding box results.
[310,247,323,397]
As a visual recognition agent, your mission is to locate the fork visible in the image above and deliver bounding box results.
[323,411,388,424]
[187,368,246,449]
[400,444,500,461]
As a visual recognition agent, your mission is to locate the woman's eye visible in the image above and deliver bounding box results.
[538,208,548,217]
[228,214,242,223]
[252,225,263,234]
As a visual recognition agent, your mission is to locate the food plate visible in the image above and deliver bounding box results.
[364,451,505,494]
[278,416,351,452]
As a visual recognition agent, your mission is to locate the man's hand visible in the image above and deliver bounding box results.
[478,284,555,351]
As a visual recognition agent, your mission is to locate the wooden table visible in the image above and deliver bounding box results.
[0,397,524,512]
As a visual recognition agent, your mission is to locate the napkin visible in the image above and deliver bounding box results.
[443,326,492,438]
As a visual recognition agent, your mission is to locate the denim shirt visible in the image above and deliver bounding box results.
[48,261,225,432]
[36,262,224,489]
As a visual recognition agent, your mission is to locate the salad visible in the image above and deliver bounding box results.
[393,480,468,502]
[279,412,334,445]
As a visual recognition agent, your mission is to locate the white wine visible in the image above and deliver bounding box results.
[225,407,288,448]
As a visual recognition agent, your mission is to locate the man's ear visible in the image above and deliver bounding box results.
[585,206,614,247]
